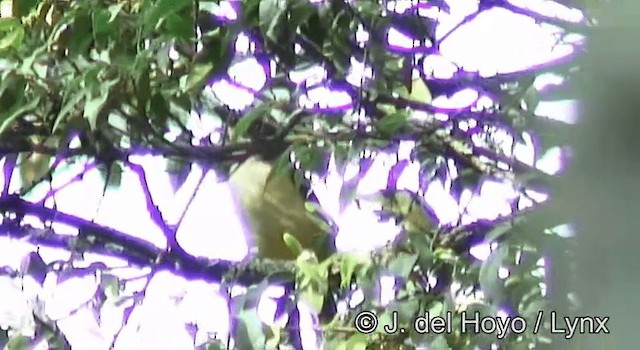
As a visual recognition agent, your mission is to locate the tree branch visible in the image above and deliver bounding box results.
[0,195,296,286]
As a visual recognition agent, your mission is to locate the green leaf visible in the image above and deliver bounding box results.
[0,96,41,136]
[339,255,360,289]
[232,103,270,141]
[205,341,225,350]
[376,111,408,136]
[434,247,456,263]
[149,93,171,124]
[84,80,118,130]
[428,300,444,316]
[231,282,269,350]
[0,25,25,50]
[289,0,315,28]
[294,145,326,173]
[259,0,285,42]
[344,333,368,350]
[395,298,419,322]
[143,0,191,33]
[135,65,151,113]
[0,74,23,110]
[233,310,267,350]
[68,14,93,55]
[387,252,418,279]
[479,245,508,303]
[304,201,321,213]
[183,63,213,93]
[92,8,113,36]
[107,161,122,188]
[107,3,125,22]
[0,19,20,32]
[53,93,85,133]
[83,66,102,95]
[485,221,515,242]
[428,335,451,350]
[164,13,193,40]
[4,335,30,350]
[84,94,109,130]
[17,0,40,16]
[283,232,303,257]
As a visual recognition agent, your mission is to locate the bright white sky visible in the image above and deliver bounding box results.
[0,1,583,349]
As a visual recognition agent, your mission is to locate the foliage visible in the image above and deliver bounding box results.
[0,0,591,349]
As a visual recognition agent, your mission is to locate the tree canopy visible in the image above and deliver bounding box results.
[0,0,596,349]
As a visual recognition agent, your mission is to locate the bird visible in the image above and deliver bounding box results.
[227,154,335,261]
[380,189,437,235]
[227,153,342,326]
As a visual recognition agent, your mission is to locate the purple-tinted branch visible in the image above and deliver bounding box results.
[0,137,252,167]
[0,224,153,266]
[0,195,161,262]
[173,170,207,234]
[0,195,294,286]
[424,52,581,94]
[2,154,16,197]
[126,161,185,255]
[437,9,482,45]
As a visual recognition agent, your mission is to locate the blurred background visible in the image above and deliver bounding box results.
[569,1,640,348]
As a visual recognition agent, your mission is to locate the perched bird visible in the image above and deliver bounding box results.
[228,154,334,261]
[380,189,437,235]
[228,153,341,325]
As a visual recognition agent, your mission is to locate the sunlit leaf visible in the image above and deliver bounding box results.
[4,334,30,350]
[107,3,125,22]
[283,232,303,257]
[0,19,20,32]
[205,341,225,350]
[0,24,25,50]
[339,255,361,289]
